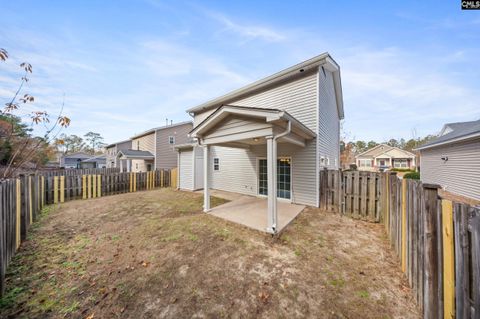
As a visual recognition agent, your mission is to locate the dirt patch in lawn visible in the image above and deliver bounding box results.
[0,188,419,318]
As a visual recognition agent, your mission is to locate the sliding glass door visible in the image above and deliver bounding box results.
[258,158,291,200]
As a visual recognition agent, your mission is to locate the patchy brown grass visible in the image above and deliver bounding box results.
[0,188,419,318]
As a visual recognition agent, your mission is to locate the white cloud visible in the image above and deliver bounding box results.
[339,46,480,141]
[206,11,286,42]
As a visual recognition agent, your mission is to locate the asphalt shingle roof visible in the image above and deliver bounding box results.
[419,119,480,149]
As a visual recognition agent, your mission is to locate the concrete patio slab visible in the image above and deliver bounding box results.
[208,192,305,233]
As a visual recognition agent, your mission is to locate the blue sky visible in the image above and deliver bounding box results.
[1,0,479,144]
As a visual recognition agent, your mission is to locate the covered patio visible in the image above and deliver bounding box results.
[190,105,316,234]
[207,190,305,233]
[116,149,155,172]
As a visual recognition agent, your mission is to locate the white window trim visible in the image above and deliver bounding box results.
[256,157,292,202]
[168,136,175,145]
[213,157,219,171]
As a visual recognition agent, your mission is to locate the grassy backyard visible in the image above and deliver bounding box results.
[0,188,419,318]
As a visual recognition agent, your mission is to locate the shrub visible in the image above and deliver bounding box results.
[403,172,420,180]
[391,168,415,173]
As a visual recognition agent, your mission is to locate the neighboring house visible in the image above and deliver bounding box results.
[80,155,107,169]
[416,119,480,201]
[178,53,344,233]
[355,144,416,171]
[118,121,193,172]
[105,139,132,168]
[60,152,93,169]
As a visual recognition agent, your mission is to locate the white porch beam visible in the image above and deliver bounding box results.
[266,136,277,234]
[203,144,210,212]
[202,127,273,145]
[278,134,306,147]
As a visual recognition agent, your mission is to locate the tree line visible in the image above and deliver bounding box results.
[54,132,106,155]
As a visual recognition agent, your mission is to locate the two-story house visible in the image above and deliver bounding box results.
[177,53,344,233]
[116,121,193,172]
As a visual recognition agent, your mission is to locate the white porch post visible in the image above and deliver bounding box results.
[120,159,123,172]
[266,136,277,234]
[127,159,131,172]
[203,144,210,212]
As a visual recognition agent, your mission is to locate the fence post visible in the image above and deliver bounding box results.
[60,176,65,203]
[15,179,21,249]
[82,175,87,199]
[402,178,407,273]
[441,199,455,319]
[422,183,441,319]
[97,175,102,197]
[53,176,59,204]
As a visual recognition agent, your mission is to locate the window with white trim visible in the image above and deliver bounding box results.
[358,159,372,167]
[213,158,219,171]
[168,136,175,145]
[394,159,408,168]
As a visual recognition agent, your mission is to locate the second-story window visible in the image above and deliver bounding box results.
[168,136,175,145]
[137,141,140,150]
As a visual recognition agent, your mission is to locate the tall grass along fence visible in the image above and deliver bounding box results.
[319,169,480,319]
[0,168,178,296]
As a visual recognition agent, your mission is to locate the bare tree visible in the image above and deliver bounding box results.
[1,48,71,178]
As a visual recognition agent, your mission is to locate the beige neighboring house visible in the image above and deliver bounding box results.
[355,144,416,171]
[178,53,344,234]
[415,119,480,201]
[116,121,192,172]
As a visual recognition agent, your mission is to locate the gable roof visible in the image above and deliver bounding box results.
[62,152,92,159]
[356,144,415,159]
[131,121,192,140]
[81,155,106,162]
[190,105,316,140]
[186,53,344,120]
[416,119,480,150]
[117,149,154,159]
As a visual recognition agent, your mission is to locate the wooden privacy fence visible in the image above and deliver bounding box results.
[43,169,174,204]
[319,170,385,222]
[319,169,480,319]
[0,168,177,296]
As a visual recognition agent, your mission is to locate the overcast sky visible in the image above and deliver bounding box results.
[1,0,479,144]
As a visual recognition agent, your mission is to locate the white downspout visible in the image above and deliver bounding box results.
[270,120,291,233]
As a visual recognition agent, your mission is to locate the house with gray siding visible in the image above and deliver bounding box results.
[416,119,480,201]
[105,139,132,168]
[177,53,344,233]
[116,121,193,172]
[60,152,93,169]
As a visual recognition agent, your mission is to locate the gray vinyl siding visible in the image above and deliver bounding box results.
[179,149,193,190]
[194,146,204,190]
[318,68,340,169]
[155,123,192,169]
[230,72,318,132]
[106,140,132,168]
[204,116,271,139]
[106,146,116,168]
[420,138,480,201]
